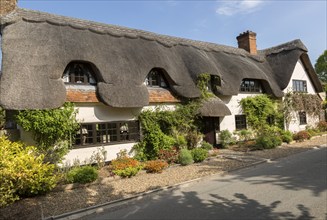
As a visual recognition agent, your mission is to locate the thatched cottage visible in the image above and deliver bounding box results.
[0,0,323,162]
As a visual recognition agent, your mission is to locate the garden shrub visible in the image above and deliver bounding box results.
[111,153,142,178]
[178,149,194,166]
[219,130,235,148]
[200,141,213,150]
[317,121,327,132]
[0,137,57,207]
[133,122,175,161]
[293,130,311,142]
[186,130,203,149]
[158,147,179,164]
[66,166,98,184]
[144,160,168,173]
[280,130,293,143]
[234,129,253,142]
[255,135,282,150]
[191,148,208,163]
[173,134,187,149]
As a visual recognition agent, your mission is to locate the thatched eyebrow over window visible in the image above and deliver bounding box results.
[63,62,97,85]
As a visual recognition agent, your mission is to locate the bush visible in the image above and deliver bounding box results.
[317,121,327,132]
[111,153,142,178]
[191,148,208,163]
[200,141,213,150]
[219,130,235,148]
[158,147,179,164]
[293,130,311,142]
[0,137,57,207]
[280,130,293,143]
[178,149,194,166]
[144,160,168,173]
[66,166,98,184]
[255,135,282,150]
[186,130,203,149]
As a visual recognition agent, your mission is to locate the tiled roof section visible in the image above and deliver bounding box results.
[10,8,264,61]
[148,88,180,103]
[66,88,99,103]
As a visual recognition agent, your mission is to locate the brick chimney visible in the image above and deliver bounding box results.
[0,0,17,16]
[236,31,257,55]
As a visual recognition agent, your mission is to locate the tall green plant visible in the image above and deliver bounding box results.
[240,94,282,129]
[15,102,79,164]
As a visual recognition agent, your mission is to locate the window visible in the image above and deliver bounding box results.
[146,69,168,88]
[292,80,307,93]
[209,75,221,94]
[63,62,97,85]
[235,115,247,130]
[240,79,262,93]
[299,112,307,125]
[74,121,140,146]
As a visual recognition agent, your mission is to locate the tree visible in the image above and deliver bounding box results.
[315,50,327,83]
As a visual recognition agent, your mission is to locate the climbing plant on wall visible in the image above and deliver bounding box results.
[15,102,79,164]
[283,91,322,129]
[239,94,283,129]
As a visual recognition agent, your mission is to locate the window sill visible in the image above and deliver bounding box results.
[72,140,139,149]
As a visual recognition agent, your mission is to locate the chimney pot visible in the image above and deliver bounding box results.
[0,0,17,16]
[236,30,257,55]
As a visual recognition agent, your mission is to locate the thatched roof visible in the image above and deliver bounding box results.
[0,8,323,110]
[199,98,232,117]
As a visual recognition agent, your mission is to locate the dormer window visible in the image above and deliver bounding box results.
[63,62,97,85]
[146,69,168,88]
[240,79,262,93]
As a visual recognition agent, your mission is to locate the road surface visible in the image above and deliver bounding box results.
[88,147,327,220]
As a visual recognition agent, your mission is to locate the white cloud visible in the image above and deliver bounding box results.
[216,0,264,16]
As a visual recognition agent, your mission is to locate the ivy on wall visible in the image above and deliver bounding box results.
[283,92,322,129]
[239,94,283,129]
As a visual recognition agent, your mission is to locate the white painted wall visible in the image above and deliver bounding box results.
[61,103,142,165]
[74,103,141,122]
[63,142,136,166]
[219,93,259,132]
[283,60,320,132]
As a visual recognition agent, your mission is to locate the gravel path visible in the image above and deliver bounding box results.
[1,135,326,220]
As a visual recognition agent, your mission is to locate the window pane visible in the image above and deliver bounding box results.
[235,115,247,130]
[108,123,118,142]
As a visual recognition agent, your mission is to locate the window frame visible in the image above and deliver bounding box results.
[63,62,97,85]
[292,80,307,93]
[235,115,247,130]
[299,111,307,125]
[146,69,168,88]
[73,120,140,148]
[239,79,263,93]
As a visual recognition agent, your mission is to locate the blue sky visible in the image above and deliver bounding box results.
[2,0,327,65]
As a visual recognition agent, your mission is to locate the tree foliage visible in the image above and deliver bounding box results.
[15,102,79,164]
[315,50,327,83]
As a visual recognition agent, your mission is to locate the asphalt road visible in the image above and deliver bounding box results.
[88,147,327,220]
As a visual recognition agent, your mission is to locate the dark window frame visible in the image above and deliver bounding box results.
[63,62,97,85]
[146,69,168,88]
[299,111,307,125]
[240,79,263,93]
[292,80,307,93]
[235,115,247,130]
[74,120,140,147]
